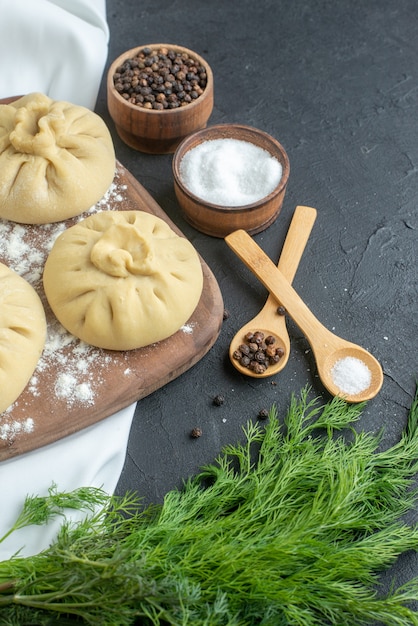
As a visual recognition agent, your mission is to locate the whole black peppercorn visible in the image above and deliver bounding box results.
[254,350,267,363]
[190,427,202,438]
[253,331,265,345]
[265,345,277,358]
[213,394,225,406]
[277,305,286,316]
[250,362,267,374]
[113,46,207,110]
[258,408,269,420]
[230,329,286,375]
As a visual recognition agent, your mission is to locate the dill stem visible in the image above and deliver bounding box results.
[0,525,20,546]
[9,597,94,618]
[54,552,112,568]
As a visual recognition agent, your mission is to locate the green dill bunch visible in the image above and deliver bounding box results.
[0,388,417,626]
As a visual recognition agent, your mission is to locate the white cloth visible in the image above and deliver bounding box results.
[0,0,109,109]
[0,404,135,560]
[0,1,137,562]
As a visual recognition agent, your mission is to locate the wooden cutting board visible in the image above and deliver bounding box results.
[0,161,224,461]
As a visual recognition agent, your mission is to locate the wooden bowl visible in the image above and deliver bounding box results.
[172,124,290,237]
[107,44,214,154]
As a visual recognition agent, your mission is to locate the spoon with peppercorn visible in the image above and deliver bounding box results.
[225,228,384,402]
[228,205,317,378]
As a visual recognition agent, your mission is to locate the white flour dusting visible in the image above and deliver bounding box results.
[0,167,129,442]
[181,322,196,334]
[0,418,34,442]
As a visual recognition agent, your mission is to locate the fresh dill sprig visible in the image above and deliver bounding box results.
[0,387,417,625]
[0,483,110,547]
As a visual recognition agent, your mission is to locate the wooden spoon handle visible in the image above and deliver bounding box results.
[225,228,340,352]
[278,206,317,281]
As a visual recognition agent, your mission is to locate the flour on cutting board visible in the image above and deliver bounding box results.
[181,322,196,334]
[0,417,34,441]
[0,167,130,441]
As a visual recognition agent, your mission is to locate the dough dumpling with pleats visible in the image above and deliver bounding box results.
[43,210,204,350]
[0,92,115,224]
[0,262,46,413]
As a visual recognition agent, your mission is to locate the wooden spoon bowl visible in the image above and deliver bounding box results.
[229,205,317,377]
[225,229,384,402]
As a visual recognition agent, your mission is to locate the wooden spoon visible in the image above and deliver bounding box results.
[225,229,384,402]
[229,205,317,378]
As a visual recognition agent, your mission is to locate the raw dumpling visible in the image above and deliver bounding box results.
[0,262,47,414]
[0,92,115,224]
[43,211,204,350]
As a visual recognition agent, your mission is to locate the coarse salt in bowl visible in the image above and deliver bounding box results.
[172,124,290,237]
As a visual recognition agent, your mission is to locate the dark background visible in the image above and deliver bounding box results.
[95,0,417,605]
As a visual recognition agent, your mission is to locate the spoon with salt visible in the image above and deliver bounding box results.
[229,205,317,378]
[225,229,384,402]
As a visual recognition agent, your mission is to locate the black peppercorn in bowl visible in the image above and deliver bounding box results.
[172,124,290,237]
[107,44,214,154]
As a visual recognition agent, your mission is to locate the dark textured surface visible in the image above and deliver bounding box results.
[96,0,417,601]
